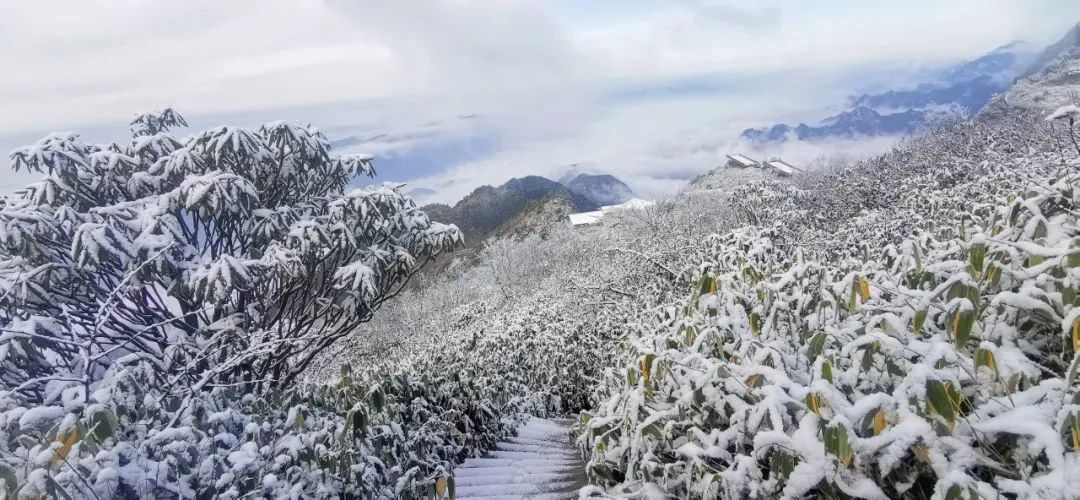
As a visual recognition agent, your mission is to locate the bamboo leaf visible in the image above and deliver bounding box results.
[641,354,656,381]
[804,393,824,416]
[974,348,997,374]
[856,276,871,302]
[913,309,928,334]
[926,380,956,429]
[822,359,835,384]
[807,332,827,363]
[872,409,887,436]
[53,426,79,464]
[953,309,976,345]
[1072,316,1080,354]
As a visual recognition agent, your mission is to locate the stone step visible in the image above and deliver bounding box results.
[454,417,587,500]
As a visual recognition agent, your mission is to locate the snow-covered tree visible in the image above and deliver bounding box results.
[0,108,462,406]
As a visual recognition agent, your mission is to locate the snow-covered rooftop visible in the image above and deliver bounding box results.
[766,159,801,176]
[600,198,656,213]
[570,198,655,226]
[569,211,604,226]
[727,154,758,167]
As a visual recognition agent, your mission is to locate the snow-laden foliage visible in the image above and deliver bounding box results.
[315,207,715,414]
[0,109,469,497]
[579,108,1080,498]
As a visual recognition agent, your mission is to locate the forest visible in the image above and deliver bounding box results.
[3,24,1080,500]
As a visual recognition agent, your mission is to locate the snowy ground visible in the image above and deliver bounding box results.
[454,418,587,499]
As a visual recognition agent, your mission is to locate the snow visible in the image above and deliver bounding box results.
[727,154,759,167]
[570,198,655,226]
[17,406,64,429]
[454,417,586,499]
[1047,104,1080,121]
[765,159,801,176]
[568,210,604,226]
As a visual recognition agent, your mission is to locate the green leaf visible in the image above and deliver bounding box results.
[823,424,854,467]
[926,380,961,429]
[968,243,987,278]
[804,393,825,416]
[749,312,761,336]
[698,275,717,295]
[822,359,835,384]
[974,348,997,374]
[0,464,17,497]
[770,451,797,480]
[807,332,827,363]
[860,342,878,373]
[1063,286,1077,307]
[944,484,976,500]
[912,309,928,334]
[368,386,385,412]
[88,409,117,444]
[682,325,696,346]
[953,309,976,345]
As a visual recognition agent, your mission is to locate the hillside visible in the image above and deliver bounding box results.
[562,173,636,206]
[742,41,1035,144]
[4,14,1080,500]
[686,161,779,193]
[1005,23,1080,111]
[422,175,598,244]
[323,23,1080,499]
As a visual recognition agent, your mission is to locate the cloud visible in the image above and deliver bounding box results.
[4,1,1080,198]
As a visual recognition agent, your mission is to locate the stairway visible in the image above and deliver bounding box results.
[454,417,587,499]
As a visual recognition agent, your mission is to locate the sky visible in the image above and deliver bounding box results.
[2,0,1080,201]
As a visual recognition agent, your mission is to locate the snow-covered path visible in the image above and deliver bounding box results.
[454,417,587,499]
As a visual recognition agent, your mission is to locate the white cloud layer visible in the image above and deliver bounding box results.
[3,1,1080,199]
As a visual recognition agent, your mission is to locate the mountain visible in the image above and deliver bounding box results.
[1016,23,1080,82]
[488,196,580,240]
[561,173,635,206]
[422,175,598,244]
[741,106,933,142]
[1003,23,1080,112]
[945,41,1036,84]
[851,76,1005,113]
[742,40,1035,144]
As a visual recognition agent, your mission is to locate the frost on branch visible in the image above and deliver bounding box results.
[579,110,1080,498]
[0,109,464,497]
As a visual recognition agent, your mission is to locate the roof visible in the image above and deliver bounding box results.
[568,211,604,226]
[766,159,801,176]
[600,198,656,213]
[570,198,655,226]
[727,154,758,167]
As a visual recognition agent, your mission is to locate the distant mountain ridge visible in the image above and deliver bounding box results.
[1003,23,1080,112]
[742,41,1037,143]
[561,173,636,206]
[742,106,932,142]
[422,175,599,244]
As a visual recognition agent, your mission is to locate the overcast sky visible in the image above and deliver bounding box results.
[3,0,1080,200]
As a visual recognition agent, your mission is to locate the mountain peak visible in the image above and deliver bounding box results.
[562,173,636,206]
[1003,22,1080,112]
[421,175,597,245]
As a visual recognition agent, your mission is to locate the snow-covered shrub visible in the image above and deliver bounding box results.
[0,109,467,497]
[0,357,513,497]
[579,110,1080,498]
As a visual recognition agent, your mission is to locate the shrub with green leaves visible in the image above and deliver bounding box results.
[0,109,472,498]
[579,110,1080,498]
